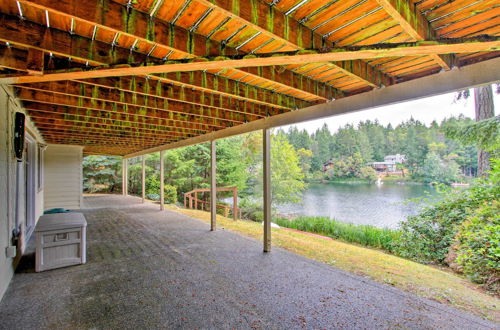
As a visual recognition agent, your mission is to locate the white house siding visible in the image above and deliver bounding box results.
[0,86,45,301]
[44,144,83,210]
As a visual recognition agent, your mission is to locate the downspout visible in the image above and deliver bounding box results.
[12,110,25,244]
[13,160,22,239]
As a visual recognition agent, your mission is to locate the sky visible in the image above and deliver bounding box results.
[280,90,500,134]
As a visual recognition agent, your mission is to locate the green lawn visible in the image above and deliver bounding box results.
[166,205,499,322]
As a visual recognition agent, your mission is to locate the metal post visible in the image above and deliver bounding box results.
[141,155,146,203]
[210,140,216,231]
[233,187,237,220]
[160,151,164,210]
[263,129,271,252]
[122,158,128,196]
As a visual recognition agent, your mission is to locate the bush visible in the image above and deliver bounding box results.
[163,184,178,204]
[274,216,400,251]
[456,201,500,293]
[392,164,499,264]
[359,166,377,182]
[145,176,177,204]
[146,193,159,201]
[239,198,263,222]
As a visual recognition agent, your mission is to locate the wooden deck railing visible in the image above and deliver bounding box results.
[184,187,241,220]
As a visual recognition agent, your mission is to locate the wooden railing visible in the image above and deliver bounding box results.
[184,187,241,220]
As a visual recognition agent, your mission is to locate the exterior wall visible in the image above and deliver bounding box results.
[0,86,45,301]
[44,145,83,210]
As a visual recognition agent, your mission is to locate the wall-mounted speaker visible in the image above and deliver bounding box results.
[14,112,25,160]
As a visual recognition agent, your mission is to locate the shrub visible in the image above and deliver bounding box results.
[239,198,263,222]
[392,163,499,264]
[146,193,159,201]
[456,201,500,293]
[274,216,400,251]
[163,184,178,204]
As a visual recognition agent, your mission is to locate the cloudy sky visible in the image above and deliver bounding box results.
[280,90,500,134]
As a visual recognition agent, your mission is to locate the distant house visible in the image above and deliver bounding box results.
[368,154,406,173]
[384,154,406,164]
[368,161,397,172]
[322,160,335,172]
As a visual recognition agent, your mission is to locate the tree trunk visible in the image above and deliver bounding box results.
[474,85,495,176]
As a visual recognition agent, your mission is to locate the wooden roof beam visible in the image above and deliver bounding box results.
[3,38,498,84]
[17,81,264,122]
[27,108,205,135]
[373,0,453,70]
[17,88,235,129]
[34,125,189,140]
[16,0,328,102]
[0,12,311,108]
[69,77,279,117]
[194,0,393,88]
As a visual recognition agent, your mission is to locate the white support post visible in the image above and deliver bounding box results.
[210,140,216,231]
[160,151,164,210]
[122,158,128,196]
[263,129,271,252]
[141,155,146,203]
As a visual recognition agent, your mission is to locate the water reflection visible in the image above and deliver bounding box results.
[277,182,439,229]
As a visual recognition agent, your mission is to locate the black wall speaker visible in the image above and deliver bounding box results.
[14,112,25,160]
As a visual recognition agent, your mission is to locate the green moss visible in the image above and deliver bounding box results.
[250,0,258,25]
[187,32,194,55]
[266,6,274,32]
[297,49,318,55]
[231,0,239,16]
[284,16,289,41]
[156,81,162,97]
[201,72,207,88]
[297,25,303,48]
[146,19,155,42]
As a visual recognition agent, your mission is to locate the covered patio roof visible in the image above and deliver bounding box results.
[0,0,499,156]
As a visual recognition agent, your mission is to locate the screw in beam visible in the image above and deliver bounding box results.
[147,44,157,57]
[16,1,24,20]
[91,26,98,41]
[45,10,50,28]
[235,31,261,51]
[206,17,231,39]
[249,38,274,54]
[170,0,192,24]
[221,25,247,47]
[149,0,164,18]
[189,8,213,33]
[284,0,309,16]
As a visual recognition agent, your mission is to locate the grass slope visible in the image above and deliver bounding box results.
[165,205,499,322]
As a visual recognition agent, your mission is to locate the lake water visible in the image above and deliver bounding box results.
[277,182,439,229]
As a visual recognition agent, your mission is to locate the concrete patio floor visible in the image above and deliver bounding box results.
[0,195,495,329]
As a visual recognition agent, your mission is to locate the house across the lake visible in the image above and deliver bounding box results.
[384,154,407,164]
[369,154,406,173]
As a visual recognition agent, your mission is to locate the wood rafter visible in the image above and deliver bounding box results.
[191,0,392,89]
[0,12,313,108]
[27,110,203,135]
[3,38,498,84]
[16,86,241,128]
[13,0,333,102]
[373,0,452,69]
[17,81,266,122]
